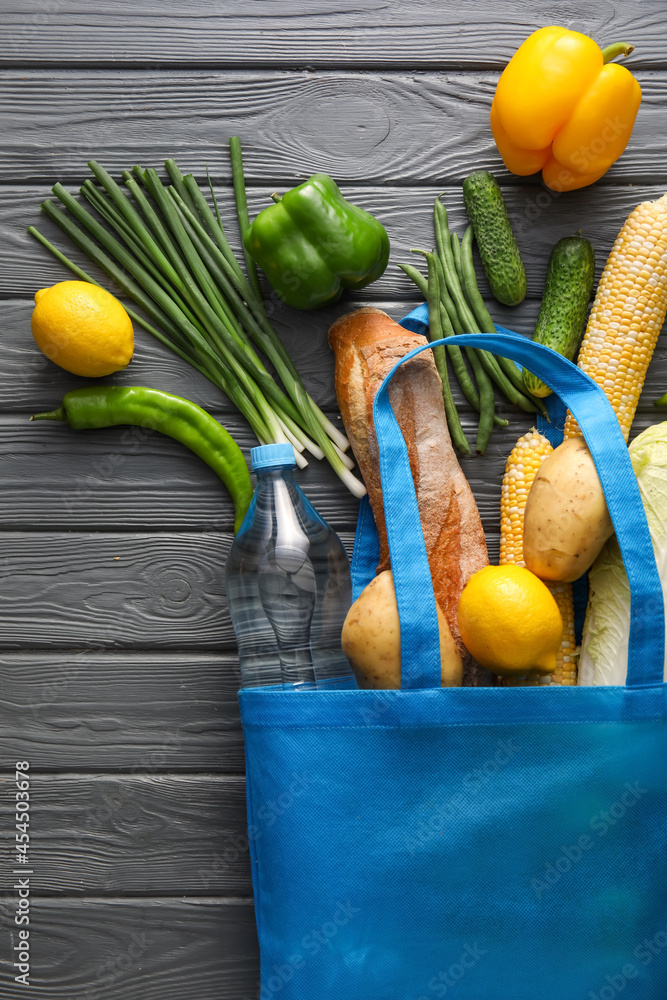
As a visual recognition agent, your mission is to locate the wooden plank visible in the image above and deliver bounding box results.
[0,294,541,415]
[0,531,233,651]
[0,530,353,651]
[3,373,667,532]
[4,296,667,415]
[0,896,259,999]
[0,413,361,530]
[0,295,357,415]
[1,388,665,650]
[5,183,667,303]
[2,1,664,69]
[0,368,666,531]
[0,775,251,895]
[0,652,245,773]
[0,406,531,533]
[0,69,664,186]
[0,296,362,412]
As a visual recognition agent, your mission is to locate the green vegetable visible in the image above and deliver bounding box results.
[450,232,464,285]
[462,170,527,306]
[401,253,506,452]
[579,422,667,685]
[418,250,470,455]
[432,249,500,442]
[27,144,365,497]
[434,199,539,415]
[32,386,254,534]
[228,137,264,304]
[399,187,557,454]
[243,174,389,310]
[523,234,595,397]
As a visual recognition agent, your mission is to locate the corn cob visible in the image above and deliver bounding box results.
[499,428,578,686]
[564,192,667,441]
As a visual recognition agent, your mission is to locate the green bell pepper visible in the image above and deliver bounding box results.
[243,174,390,310]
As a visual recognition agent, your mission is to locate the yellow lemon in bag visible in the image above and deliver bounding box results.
[457,564,562,677]
[31,281,134,377]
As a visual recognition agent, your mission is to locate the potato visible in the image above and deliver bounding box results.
[341,570,463,689]
[523,435,614,582]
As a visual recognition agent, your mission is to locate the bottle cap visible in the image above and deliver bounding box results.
[250,443,296,471]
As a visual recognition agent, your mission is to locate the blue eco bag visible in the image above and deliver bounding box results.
[239,331,667,1000]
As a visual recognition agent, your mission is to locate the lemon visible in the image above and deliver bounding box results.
[31,281,134,377]
[457,564,563,676]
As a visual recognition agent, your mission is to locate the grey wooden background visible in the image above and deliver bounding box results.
[1,2,666,996]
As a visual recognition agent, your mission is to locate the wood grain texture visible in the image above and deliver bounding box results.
[0,652,245,773]
[5,295,667,414]
[0,297,344,414]
[3,385,667,531]
[1,7,667,996]
[6,184,667,304]
[0,414,360,530]
[0,403,521,538]
[0,531,232,650]
[0,775,251,895]
[0,530,353,651]
[0,897,259,999]
[1,1,664,69]
[1,69,665,185]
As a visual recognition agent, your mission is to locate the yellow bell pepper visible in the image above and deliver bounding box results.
[491,26,642,192]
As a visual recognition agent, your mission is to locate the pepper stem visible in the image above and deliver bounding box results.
[270,192,282,203]
[601,42,635,63]
[31,407,66,421]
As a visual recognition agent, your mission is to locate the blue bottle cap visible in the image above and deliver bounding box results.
[250,443,296,471]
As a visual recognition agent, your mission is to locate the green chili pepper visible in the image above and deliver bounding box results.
[32,385,253,533]
[243,174,390,310]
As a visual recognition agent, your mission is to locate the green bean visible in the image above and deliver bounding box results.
[431,252,487,415]
[433,198,537,413]
[472,350,497,453]
[403,256,483,416]
[422,252,470,454]
[460,225,548,417]
[434,252,464,334]
[432,251,500,448]
[434,200,483,336]
[460,226,497,334]
[403,252,506,439]
[397,262,428,299]
[451,232,464,285]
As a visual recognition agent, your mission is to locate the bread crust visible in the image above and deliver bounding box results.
[329,307,490,683]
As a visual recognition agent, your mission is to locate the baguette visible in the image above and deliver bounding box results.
[328,307,490,684]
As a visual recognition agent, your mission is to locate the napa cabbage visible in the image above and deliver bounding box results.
[579,422,667,685]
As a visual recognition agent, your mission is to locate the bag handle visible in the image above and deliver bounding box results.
[372,329,665,690]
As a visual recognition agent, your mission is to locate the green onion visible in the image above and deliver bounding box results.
[229,136,264,304]
[29,148,364,496]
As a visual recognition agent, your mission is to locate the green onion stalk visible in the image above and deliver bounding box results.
[28,142,365,496]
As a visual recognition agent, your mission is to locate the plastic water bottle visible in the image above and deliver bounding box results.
[225,443,357,690]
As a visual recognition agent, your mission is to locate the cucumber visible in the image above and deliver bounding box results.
[462,171,526,306]
[522,235,595,398]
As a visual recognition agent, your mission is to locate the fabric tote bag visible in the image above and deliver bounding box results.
[239,330,667,1000]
